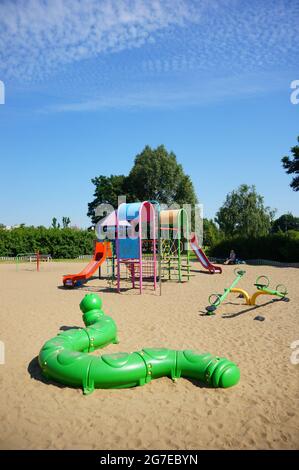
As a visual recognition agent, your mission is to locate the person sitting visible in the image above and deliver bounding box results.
[224,249,236,265]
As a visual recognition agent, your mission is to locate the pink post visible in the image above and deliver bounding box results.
[36,250,40,272]
[116,206,120,293]
[139,206,143,294]
[131,263,135,289]
[152,204,157,290]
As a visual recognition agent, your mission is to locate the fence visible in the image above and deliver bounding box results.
[245,259,299,268]
[208,257,299,268]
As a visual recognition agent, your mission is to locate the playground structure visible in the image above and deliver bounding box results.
[160,208,190,283]
[190,232,222,274]
[63,241,111,287]
[116,201,157,294]
[62,201,158,293]
[38,293,240,394]
[62,200,223,293]
[16,251,52,272]
[206,271,289,314]
[97,201,158,294]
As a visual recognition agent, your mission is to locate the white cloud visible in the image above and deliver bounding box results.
[43,71,292,112]
[0,0,200,81]
[1,0,298,110]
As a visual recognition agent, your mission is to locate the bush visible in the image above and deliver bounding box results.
[210,232,299,262]
[0,227,95,259]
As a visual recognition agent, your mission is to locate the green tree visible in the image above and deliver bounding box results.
[282,136,299,191]
[0,226,95,258]
[87,145,198,224]
[127,145,197,206]
[215,184,275,238]
[203,218,222,247]
[87,175,128,224]
[272,213,299,232]
[52,217,58,229]
[210,232,299,262]
[62,217,71,228]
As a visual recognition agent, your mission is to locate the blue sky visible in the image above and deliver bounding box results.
[0,0,298,228]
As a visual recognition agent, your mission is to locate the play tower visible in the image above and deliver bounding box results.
[63,200,222,293]
[159,208,190,283]
[116,201,157,294]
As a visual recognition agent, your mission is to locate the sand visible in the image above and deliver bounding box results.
[0,260,298,450]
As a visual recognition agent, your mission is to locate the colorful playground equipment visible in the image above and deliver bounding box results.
[96,201,158,294]
[160,208,190,283]
[62,200,222,293]
[206,269,246,314]
[116,201,157,294]
[38,293,240,394]
[63,241,111,287]
[206,271,289,314]
[190,232,222,274]
[250,275,289,305]
[62,201,185,293]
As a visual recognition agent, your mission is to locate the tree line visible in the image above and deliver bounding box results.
[0,226,95,259]
[1,138,298,261]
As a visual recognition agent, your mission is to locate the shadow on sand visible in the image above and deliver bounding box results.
[27,356,67,389]
[198,297,285,318]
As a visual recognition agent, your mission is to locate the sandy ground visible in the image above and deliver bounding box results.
[0,260,298,450]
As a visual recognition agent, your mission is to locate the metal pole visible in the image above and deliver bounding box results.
[153,203,157,291]
[37,250,40,272]
[178,211,181,282]
[139,204,143,294]
[116,205,120,293]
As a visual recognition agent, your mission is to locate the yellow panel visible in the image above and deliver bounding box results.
[160,209,180,226]
[250,290,269,305]
[230,288,251,305]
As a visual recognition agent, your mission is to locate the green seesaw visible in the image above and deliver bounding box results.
[250,275,289,305]
[206,272,289,314]
[206,269,247,314]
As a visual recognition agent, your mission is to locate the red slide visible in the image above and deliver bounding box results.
[190,233,222,274]
[63,241,111,287]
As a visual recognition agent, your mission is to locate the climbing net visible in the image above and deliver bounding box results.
[161,238,183,261]
[106,256,116,288]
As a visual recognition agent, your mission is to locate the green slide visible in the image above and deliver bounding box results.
[39,294,240,394]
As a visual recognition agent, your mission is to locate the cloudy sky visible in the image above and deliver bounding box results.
[0,0,298,226]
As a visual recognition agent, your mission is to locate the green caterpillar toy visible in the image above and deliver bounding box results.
[39,293,240,394]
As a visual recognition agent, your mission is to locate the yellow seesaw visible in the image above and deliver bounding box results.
[206,273,289,314]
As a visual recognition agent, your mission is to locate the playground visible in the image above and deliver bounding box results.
[0,260,298,450]
[1,0,299,457]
